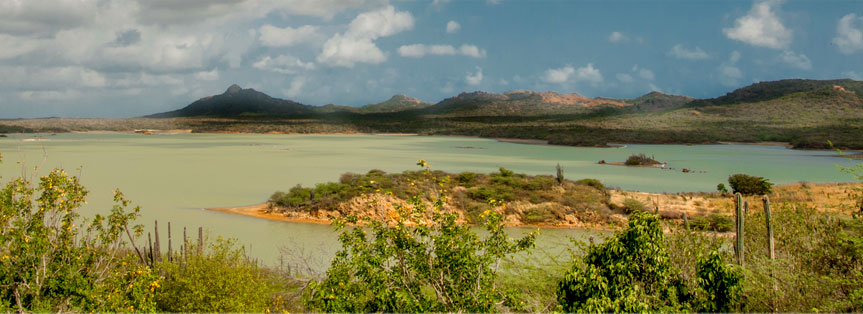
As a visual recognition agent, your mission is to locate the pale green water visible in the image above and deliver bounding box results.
[0,133,857,271]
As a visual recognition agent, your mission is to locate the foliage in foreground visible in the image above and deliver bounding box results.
[0,152,158,312]
[305,164,538,313]
[305,197,536,312]
[556,211,741,313]
[154,237,298,313]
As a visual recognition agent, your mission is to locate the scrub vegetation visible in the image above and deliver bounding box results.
[2,151,863,312]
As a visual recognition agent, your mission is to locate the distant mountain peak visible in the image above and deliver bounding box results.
[225,84,243,94]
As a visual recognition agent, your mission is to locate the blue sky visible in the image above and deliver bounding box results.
[0,0,861,118]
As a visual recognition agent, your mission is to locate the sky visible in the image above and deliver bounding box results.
[1,0,862,118]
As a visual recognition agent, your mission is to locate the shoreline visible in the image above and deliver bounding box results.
[205,182,863,229]
[3,130,858,152]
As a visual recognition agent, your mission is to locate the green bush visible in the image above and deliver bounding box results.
[0,158,157,312]
[624,153,660,166]
[556,211,742,312]
[621,198,646,214]
[575,178,605,190]
[690,213,734,232]
[305,196,537,313]
[727,173,774,195]
[456,172,477,186]
[154,238,288,313]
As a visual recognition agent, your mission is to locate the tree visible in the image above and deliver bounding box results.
[0,152,158,312]
[556,211,741,312]
[728,173,774,195]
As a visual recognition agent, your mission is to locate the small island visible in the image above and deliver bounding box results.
[599,153,666,168]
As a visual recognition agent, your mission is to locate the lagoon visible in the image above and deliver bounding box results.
[0,133,856,270]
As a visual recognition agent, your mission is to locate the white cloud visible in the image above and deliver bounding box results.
[446,20,460,34]
[465,67,483,85]
[397,44,485,58]
[258,24,319,47]
[317,5,414,67]
[459,44,486,58]
[723,0,792,49]
[574,64,603,84]
[543,66,575,83]
[608,31,629,43]
[718,51,743,86]
[833,14,863,54]
[543,64,603,84]
[194,69,220,81]
[668,44,709,60]
[616,73,633,83]
[283,76,306,98]
[638,68,655,80]
[779,50,811,70]
[0,34,41,60]
[253,55,315,73]
[730,50,742,63]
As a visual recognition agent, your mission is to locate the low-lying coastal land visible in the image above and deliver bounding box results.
[206,167,863,231]
[3,79,863,150]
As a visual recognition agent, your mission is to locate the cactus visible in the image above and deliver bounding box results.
[763,196,774,260]
[735,192,745,265]
[682,212,690,230]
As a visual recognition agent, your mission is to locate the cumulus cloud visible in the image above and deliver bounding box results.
[283,76,307,98]
[723,0,792,49]
[718,51,743,86]
[637,67,655,80]
[397,44,485,58]
[616,73,633,83]
[446,20,460,34]
[465,67,483,85]
[608,31,629,43]
[258,24,320,47]
[317,5,414,67]
[833,14,863,54]
[779,50,811,70]
[194,69,220,81]
[253,55,315,73]
[843,71,863,80]
[543,66,575,84]
[667,44,709,60]
[543,64,603,84]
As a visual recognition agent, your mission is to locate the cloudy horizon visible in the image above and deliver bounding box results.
[1,0,862,118]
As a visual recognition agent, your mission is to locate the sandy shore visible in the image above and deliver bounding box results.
[496,138,549,145]
[205,203,330,224]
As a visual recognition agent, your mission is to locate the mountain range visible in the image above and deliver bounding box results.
[3,78,862,149]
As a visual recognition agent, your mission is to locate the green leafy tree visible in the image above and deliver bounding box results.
[0,151,157,312]
[305,162,537,313]
[727,173,774,195]
[556,211,742,312]
[696,251,742,312]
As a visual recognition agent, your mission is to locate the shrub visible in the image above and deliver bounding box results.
[305,196,537,313]
[690,213,734,232]
[498,167,515,177]
[716,183,729,194]
[575,178,605,190]
[154,238,287,313]
[624,153,660,166]
[0,162,156,312]
[556,211,685,312]
[727,173,774,195]
[556,211,742,313]
[621,198,646,214]
[455,171,477,186]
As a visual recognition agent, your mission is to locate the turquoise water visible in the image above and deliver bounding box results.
[0,133,856,270]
